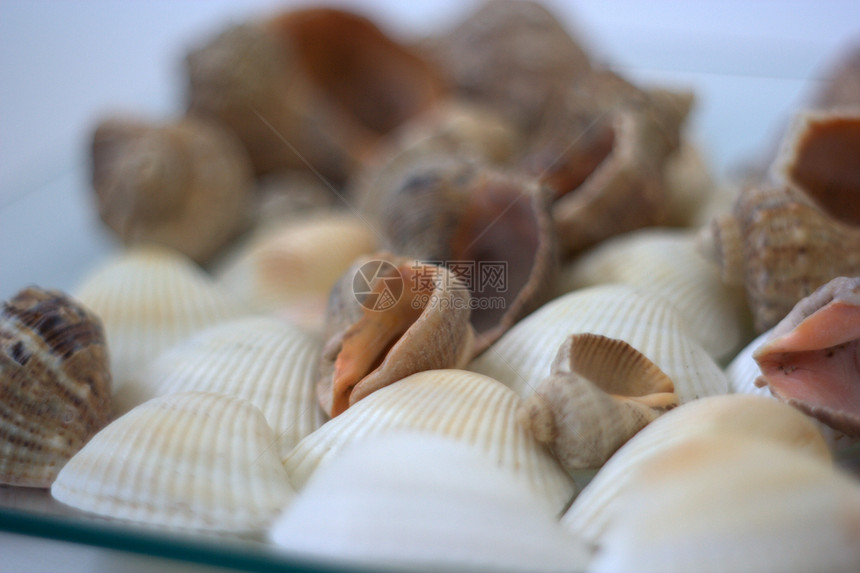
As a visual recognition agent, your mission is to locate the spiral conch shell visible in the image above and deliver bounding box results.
[1,287,112,487]
[318,253,475,417]
[700,110,860,332]
[518,333,677,471]
[91,115,253,264]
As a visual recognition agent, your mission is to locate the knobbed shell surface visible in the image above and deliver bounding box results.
[590,435,860,573]
[133,316,323,457]
[561,394,831,550]
[51,392,295,534]
[0,287,112,487]
[518,333,678,471]
[271,432,590,573]
[318,253,474,417]
[91,116,253,264]
[557,228,752,361]
[285,369,576,512]
[470,284,729,403]
[74,246,245,415]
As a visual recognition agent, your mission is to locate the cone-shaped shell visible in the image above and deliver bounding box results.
[470,284,729,403]
[134,316,323,457]
[271,432,589,572]
[285,369,576,511]
[557,228,751,361]
[561,394,831,550]
[518,333,677,471]
[318,253,475,417]
[74,246,245,415]
[590,435,860,573]
[0,287,112,487]
[91,116,253,264]
[51,392,294,534]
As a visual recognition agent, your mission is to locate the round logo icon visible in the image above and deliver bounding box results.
[352,260,403,311]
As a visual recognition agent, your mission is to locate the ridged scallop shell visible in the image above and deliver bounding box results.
[557,228,752,361]
[51,392,294,534]
[317,253,475,417]
[73,246,245,415]
[284,369,576,511]
[271,432,590,572]
[1,287,112,487]
[91,115,253,264]
[469,284,729,403]
[589,435,860,573]
[561,394,831,550]
[133,316,322,457]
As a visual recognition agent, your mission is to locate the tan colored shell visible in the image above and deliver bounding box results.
[518,333,677,471]
[285,369,576,511]
[810,43,860,110]
[51,392,294,534]
[134,316,323,457]
[0,287,112,487]
[662,142,719,228]
[318,253,475,417]
[73,246,245,415]
[558,228,752,361]
[270,433,590,572]
[590,435,860,573]
[91,116,253,264]
[470,284,729,404]
[561,394,831,550]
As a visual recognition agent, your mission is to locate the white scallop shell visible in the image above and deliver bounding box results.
[469,284,729,403]
[283,369,576,512]
[555,228,752,361]
[134,316,323,457]
[74,246,246,414]
[270,432,590,572]
[561,394,831,550]
[50,392,294,534]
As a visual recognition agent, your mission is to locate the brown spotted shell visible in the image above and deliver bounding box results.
[0,287,112,487]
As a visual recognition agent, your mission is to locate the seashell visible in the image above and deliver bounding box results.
[73,246,245,415]
[284,369,576,512]
[561,394,831,550]
[518,333,678,471]
[557,228,752,361]
[424,0,592,133]
[753,276,860,437]
[0,287,112,487]
[317,253,474,417]
[470,284,729,404]
[589,435,860,573]
[700,110,860,332]
[51,392,295,534]
[662,141,720,228]
[214,211,378,334]
[271,432,590,572]
[811,43,860,110]
[361,154,557,354]
[91,115,253,264]
[133,316,323,457]
[185,8,446,182]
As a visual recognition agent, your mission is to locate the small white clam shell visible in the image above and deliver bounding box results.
[283,369,576,512]
[590,435,860,573]
[469,284,729,403]
[50,392,294,534]
[270,432,590,572]
[74,246,246,414]
[134,316,323,457]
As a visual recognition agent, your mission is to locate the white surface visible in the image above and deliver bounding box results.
[0,1,859,570]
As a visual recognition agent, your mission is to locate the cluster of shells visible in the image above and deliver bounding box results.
[3,1,860,571]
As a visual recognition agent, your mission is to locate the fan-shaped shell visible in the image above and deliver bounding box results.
[284,369,576,512]
[51,392,294,534]
[73,246,245,415]
[270,432,590,572]
[469,284,729,403]
[0,287,112,487]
